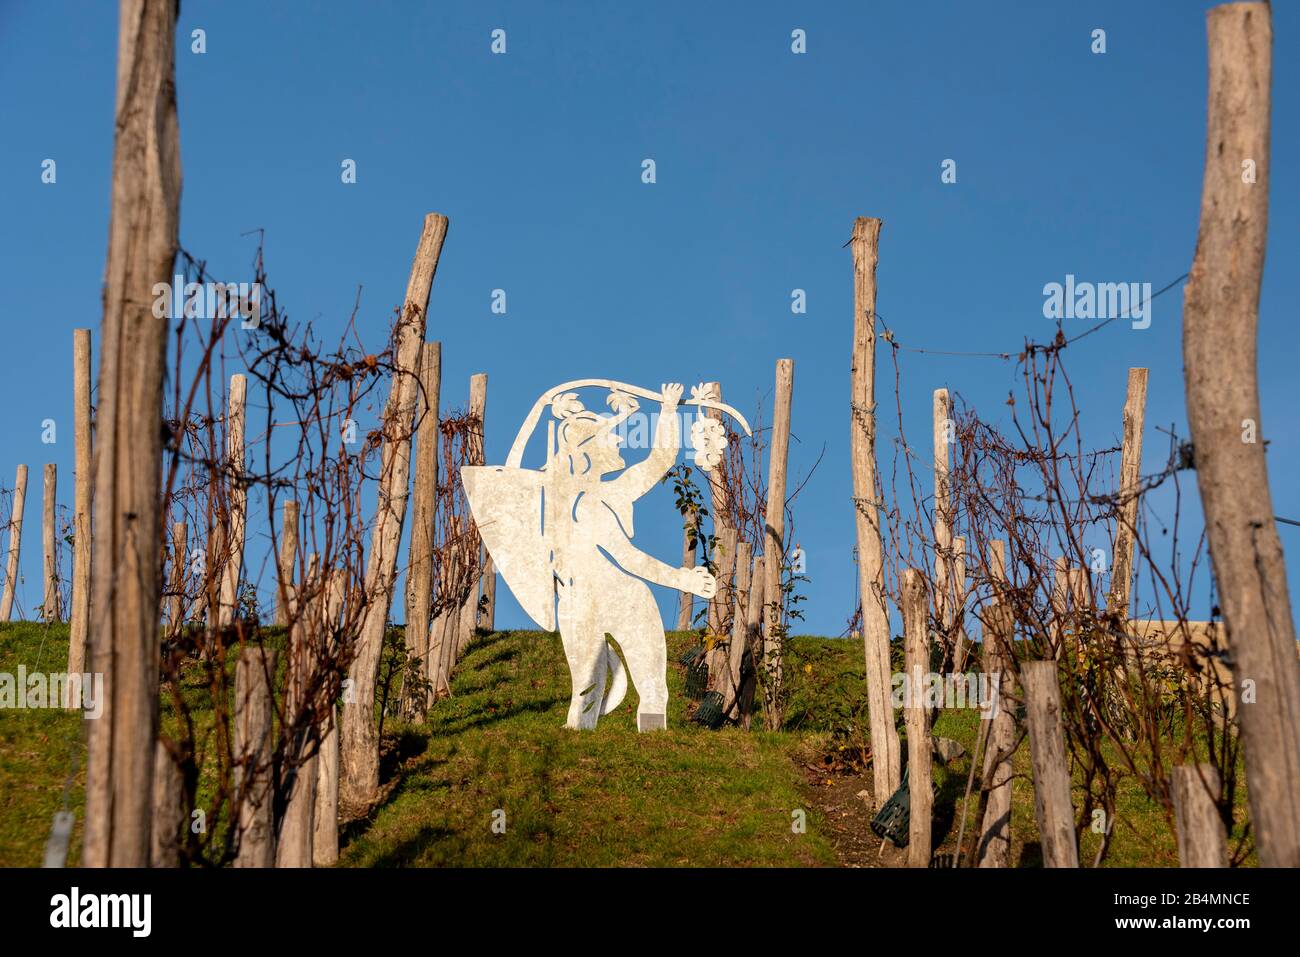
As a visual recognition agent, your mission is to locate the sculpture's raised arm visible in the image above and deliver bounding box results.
[613,383,683,499]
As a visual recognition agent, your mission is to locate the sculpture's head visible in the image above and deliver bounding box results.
[557,412,625,479]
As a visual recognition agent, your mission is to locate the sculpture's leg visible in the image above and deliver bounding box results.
[561,623,608,730]
[618,618,668,732]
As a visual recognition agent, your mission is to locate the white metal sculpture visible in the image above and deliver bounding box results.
[462,380,752,731]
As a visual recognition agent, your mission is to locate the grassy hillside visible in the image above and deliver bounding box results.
[0,621,85,868]
[341,629,838,866]
[0,621,1251,867]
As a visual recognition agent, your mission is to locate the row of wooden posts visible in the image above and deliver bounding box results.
[888,400,1230,868]
[0,341,496,674]
[168,351,496,866]
[845,1,1292,867]
[0,320,497,868]
[675,362,795,727]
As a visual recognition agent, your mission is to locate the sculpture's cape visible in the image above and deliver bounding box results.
[462,465,556,631]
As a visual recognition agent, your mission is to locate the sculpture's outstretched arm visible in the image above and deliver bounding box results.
[615,383,682,499]
[600,524,716,599]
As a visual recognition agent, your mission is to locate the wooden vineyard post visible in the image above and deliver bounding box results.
[1,464,28,620]
[1107,368,1148,619]
[952,535,968,671]
[760,358,793,730]
[850,216,901,805]
[480,377,497,634]
[149,740,184,868]
[709,525,737,640]
[203,522,224,633]
[1183,2,1300,867]
[68,328,92,679]
[313,703,340,867]
[737,556,766,728]
[719,542,753,716]
[1172,764,1228,867]
[277,556,320,868]
[341,213,448,811]
[1022,660,1079,867]
[1050,555,1070,658]
[481,556,497,631]
[933,388,953,662]
[404,341,440,715]
[217,374,247,629]
[83,0,181,868]
[166,521,187,634]
[313,569,344,867]
[902,569,932,867]
[455,373,488,660]
[274,499,299,627]
[42,463,60,621]
[702,382,728,636]
[429,515,462,700]
[704,527,737,693]
[1068,567,1091,662]
[676,525,696,630]
[234,647,277,867]
[978,579,1016,868]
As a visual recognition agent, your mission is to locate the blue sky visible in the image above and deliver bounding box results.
[1,1,1297,637]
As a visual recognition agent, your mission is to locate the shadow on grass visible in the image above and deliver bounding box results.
[379,726,433,785]
[431,696,567,737]
[365,824,459,867]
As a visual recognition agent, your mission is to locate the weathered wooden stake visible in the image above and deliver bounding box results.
[404,341,440,713]
[481,553,497,632]
[988,538,1006,586]
[313,569,343,866]
[1022,660,1079,867]
[0,465,28,621]
[149,740,184,868]
[704,527,737,690]
[1107,368,1148,618]
[703,381,729,635]
[166,521,186,633]
[1050,555,1070,657]
[234,647,277,867]
[1172,763,1228,867]
[850,217,901,805]
[760,358,793,729]
[274,499,299,627]
[708,522,736,639]
[719,542,753,714]
[277,557,319,868]
[902,569,932,867]
[676,524,696,630]
[68,328,92,680]
[933,388,953,658]
[42,463,60,622]
[952,535,968,671]
[737,556,766,728]
[1183,1,1300,867]
[429,515,462,700]
[203,522,225,631]
[313,704,340,867]
[977,598,1016,868]
[455,373,488,659]
[217,374,247,628]
[341,213,448,811]
[83,0,180,868]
